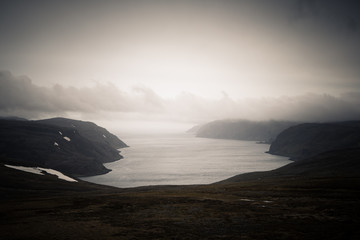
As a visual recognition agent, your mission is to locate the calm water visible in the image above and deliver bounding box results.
[82,133,291,188]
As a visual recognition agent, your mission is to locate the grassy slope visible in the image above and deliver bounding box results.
[1,177,359,240]
[1,150,360,240]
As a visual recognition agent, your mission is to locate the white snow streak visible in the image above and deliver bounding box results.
[4,164,77,182]
[63,136,71,141]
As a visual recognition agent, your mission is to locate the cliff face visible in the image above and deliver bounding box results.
[196,120,296,143]
[268,121,360,160]
[0,118,127,176]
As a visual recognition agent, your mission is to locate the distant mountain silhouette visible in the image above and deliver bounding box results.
[0,116,28,121]
[0,118,127,176]
[195,119,297,143]
[268,121,360,160]
[186,124,203,133]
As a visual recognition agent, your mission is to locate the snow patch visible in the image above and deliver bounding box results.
[54,142,59,146]
[103,134,107,138]
[63,136,71,141]
[58,131,62,135]
[4,164,77,182]
[38,167,78,182]
[5,165,43,175]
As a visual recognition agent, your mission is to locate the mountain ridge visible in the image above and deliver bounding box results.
[268,121,360,160]
[195,119,297,143]
[36,117,128,149]
[0,118,127,177]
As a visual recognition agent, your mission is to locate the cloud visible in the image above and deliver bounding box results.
[0,71,163,118]
[1,71,360,126]
[166,92,360,123]
[249,93,360,122]
[1,0,360,101]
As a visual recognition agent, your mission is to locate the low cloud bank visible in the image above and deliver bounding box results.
[1,71,360,127]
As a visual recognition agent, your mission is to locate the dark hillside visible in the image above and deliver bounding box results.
[268,121,360,160]
[0,119,125,176]
[37,117,128,149]
[1,148,360,240]
[0,159,118,200]
[220,148,360,183]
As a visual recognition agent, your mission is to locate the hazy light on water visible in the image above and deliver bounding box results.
[82,133,291,188]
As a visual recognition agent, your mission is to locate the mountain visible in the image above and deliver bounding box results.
[268,121,360,160]
[37,117,128,149]
[0,116,28,121]
[219,148,360,183]
[0,118,127,176]
[195,119,297,143]
[186,124,203,133]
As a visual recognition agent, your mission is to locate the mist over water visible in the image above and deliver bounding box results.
[82,133,291,188]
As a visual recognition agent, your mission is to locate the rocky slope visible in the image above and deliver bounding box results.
[196,119,296,143]
[0,118,127,176]
[268,121,360,160]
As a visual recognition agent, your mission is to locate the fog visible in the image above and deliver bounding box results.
[2,71,360,133]
[1,1,360,133]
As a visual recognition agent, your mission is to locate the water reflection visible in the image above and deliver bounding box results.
[82,133,291,188]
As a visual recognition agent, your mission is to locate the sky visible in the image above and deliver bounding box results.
[1,0,360,133]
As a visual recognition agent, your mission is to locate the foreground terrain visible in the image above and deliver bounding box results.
[1,119,360,239]
[1,155,360,240]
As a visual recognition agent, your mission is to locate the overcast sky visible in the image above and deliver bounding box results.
[1,0,360,132]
